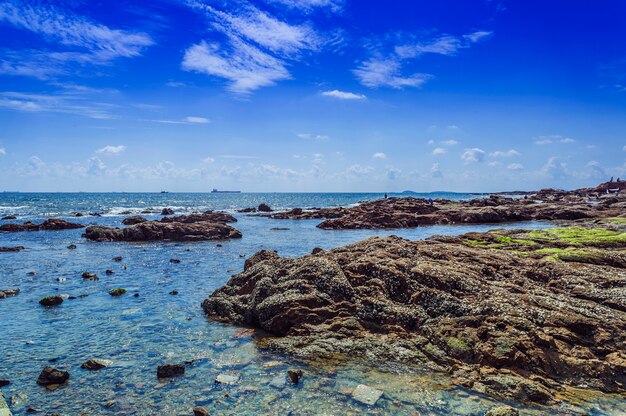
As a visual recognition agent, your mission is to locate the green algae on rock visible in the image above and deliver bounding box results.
[203,229,626,406]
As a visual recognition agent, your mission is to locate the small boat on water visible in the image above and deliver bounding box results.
[211,189,241,194]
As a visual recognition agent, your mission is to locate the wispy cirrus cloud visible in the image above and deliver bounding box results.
[534,135,576,145]
[0,1,153,79]
[182,1,329,94]
[264,0,345,13]
[354,30,492,89]
[0,91,116,119]
[321,89,367,100]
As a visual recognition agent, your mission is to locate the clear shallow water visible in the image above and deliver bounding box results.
[0,193,622,415]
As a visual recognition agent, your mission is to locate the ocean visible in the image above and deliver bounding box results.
[0,193,619,415]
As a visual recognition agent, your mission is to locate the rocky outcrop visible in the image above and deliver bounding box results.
[157,364,184,378]
[0,219,84,232]
[161,208,174,215]
[203,229,626,405]
[263,194,626,230]
[0,246,25,252]
[39,295,64,306]
[84,221,242,242]
[122,216,148,225]
[160,211,237,224]
[0,288,19,299]
[258,203,273,212]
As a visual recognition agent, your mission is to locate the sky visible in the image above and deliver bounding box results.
[0,0,625,192]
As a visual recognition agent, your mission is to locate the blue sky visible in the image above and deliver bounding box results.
[0,0,625,192]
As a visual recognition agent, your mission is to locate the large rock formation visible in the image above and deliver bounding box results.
[0,219,84,232]
[84,210,240,242]
[262,195,626,230]
[203,228,626,405]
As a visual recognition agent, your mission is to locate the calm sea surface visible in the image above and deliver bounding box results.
[0,193,621,415]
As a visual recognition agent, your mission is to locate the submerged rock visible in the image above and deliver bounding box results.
[193,406,210,416]
[0,219,84,232]
[67,244,77,250]
[0,288,19,299]
[351,384,383,406]
[1,215,16,220]
[108,288,126,297]
[203,230,626,405]
[0,246,24,252]
[161,208,174,215]
[82,272,98,280]
[39,295,63,307]
[36,366,69,386]
[486,406,520,416]
[81,358,113,371]
[215,373,239,385]
[287,369,303,384]
[157,364,184,378]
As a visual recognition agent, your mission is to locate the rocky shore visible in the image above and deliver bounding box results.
[259,183,626,230]
[83,211,242,242]
[0,219,84,232]
[203,225,626,405]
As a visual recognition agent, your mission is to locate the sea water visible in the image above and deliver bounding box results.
[0,193,622,415]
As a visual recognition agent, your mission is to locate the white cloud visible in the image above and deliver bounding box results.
[182,39,290,94]
[542,156,568,179]
[507,163,524,170]
[432,147,446,155]
[386,167,401,180]
[346,164,374,177]
[297,133,328,140]
[461,148,486,163]
[219,155,258,160]
[184,116,210,124]
[353,58,432,89]
[534,135,575,145]
[431,162,443,178]
[321,90,367,100]
[96,145,126,155]
[372,152,387,160]
[264,0,344,13]
[202,156,215,164]
[182,2,328,94]
[441,139,459,146]
[0,2,153,79]
[490,149,520,157]
[0,148,5,156]
[355,30,491,89]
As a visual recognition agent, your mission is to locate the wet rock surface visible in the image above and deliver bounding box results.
[266,191,626,230]
[80,359,113,371]
[36,366,69,386]
[39,295,63,307]
[0,288,19,299]
[84,211,240,242]
[0,246,25,252]
[157,364,185,378]
[122,216,148,225]
[203,228,626,405]
[0,219,84,232]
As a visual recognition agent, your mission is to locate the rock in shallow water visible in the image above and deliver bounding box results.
[351,384,383,406]
[202,231,626,405]
[157,364,185,378]
[0,219,83,232]
[193,406,210,416]
[486,406,520,416]
[39,295,63,307]
[83,221,242,242]
[80,358,113,370]
[215,373,239,385]
[36,366,69,386]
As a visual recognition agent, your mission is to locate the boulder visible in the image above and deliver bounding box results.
[39,295,63,307]
[193,406,210,416]
[157,364,184,378]
[287,369,303,384]
[36,366,69,386]
[161,208,174,215]
[108,288,126,297]
[258,203,272,212]
[0,289,19,299]
[122,216,147,225]
[81,359,113,371]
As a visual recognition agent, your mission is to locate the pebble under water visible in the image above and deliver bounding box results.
[0,193,624,415]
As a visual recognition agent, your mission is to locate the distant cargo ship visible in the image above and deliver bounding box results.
[211,189,241,193]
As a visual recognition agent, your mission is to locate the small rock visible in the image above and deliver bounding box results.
[170,258,181,264]
[161,208,174,215]
[258,203,272,212]
[27,271,37,275]
[0,379,9,387]
[269,375,286,389]
[215,373,239,385]
[36,366,69,386]
[112,256,122,262]
[157,364,184,378]
[39,295,63,306]
[104,401,116,408]
[26,406,40,413]
[133,293,140,297]
[1,215,16,220]
[351,384,383,406]
[311,247,324,254]
[81,358,113,370]
[486,406,520,416]
[193,406,210,416]
[270,227,289,231]
[67,244,77,249]
[287,369,303,384]
[82,272,98,280]
[0,288,19,299]
[105,269,114,275]
[9,392,27,407]
[0,246,25,252]
[109,288,126,297]
[169,290,179,295]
